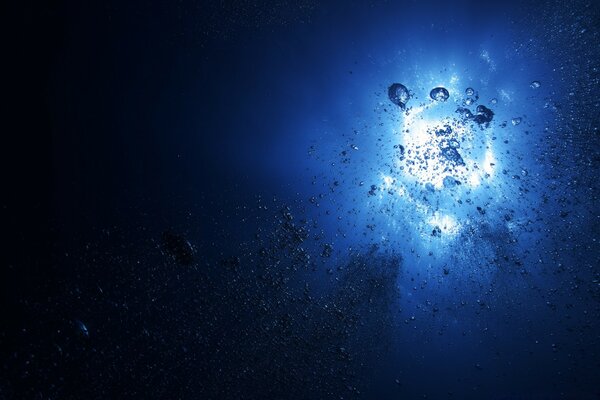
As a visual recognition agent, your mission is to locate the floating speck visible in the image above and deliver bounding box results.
[75,320,89,337]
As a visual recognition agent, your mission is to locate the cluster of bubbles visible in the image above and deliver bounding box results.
[386,84,457,108]
[384,82,497,191]
[387,83,496,127]
[387,83,500,112]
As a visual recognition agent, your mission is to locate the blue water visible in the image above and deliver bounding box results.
[5,0,600,399]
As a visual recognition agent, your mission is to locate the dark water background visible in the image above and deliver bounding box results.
[3,1,600,399]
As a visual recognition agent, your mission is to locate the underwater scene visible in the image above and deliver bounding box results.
[3,0,600,399]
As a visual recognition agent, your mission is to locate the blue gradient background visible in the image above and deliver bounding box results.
[4,0,599,399]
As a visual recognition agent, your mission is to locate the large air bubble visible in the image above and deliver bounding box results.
[430,87,450,102]
[388,83,410,109]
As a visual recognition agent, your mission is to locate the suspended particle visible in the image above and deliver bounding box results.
[430,87,450,102]
[321,243,333,257]
[75,319,89,337]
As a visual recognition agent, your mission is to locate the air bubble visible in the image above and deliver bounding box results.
[473,105,494,125]
[430,87,450,102]
[388,83,410,109]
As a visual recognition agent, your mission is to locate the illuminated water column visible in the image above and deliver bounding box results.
[378,83,498,243]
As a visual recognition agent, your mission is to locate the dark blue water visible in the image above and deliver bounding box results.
[3,1,600,399]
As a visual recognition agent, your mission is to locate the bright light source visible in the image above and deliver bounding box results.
[375,82,499,244]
